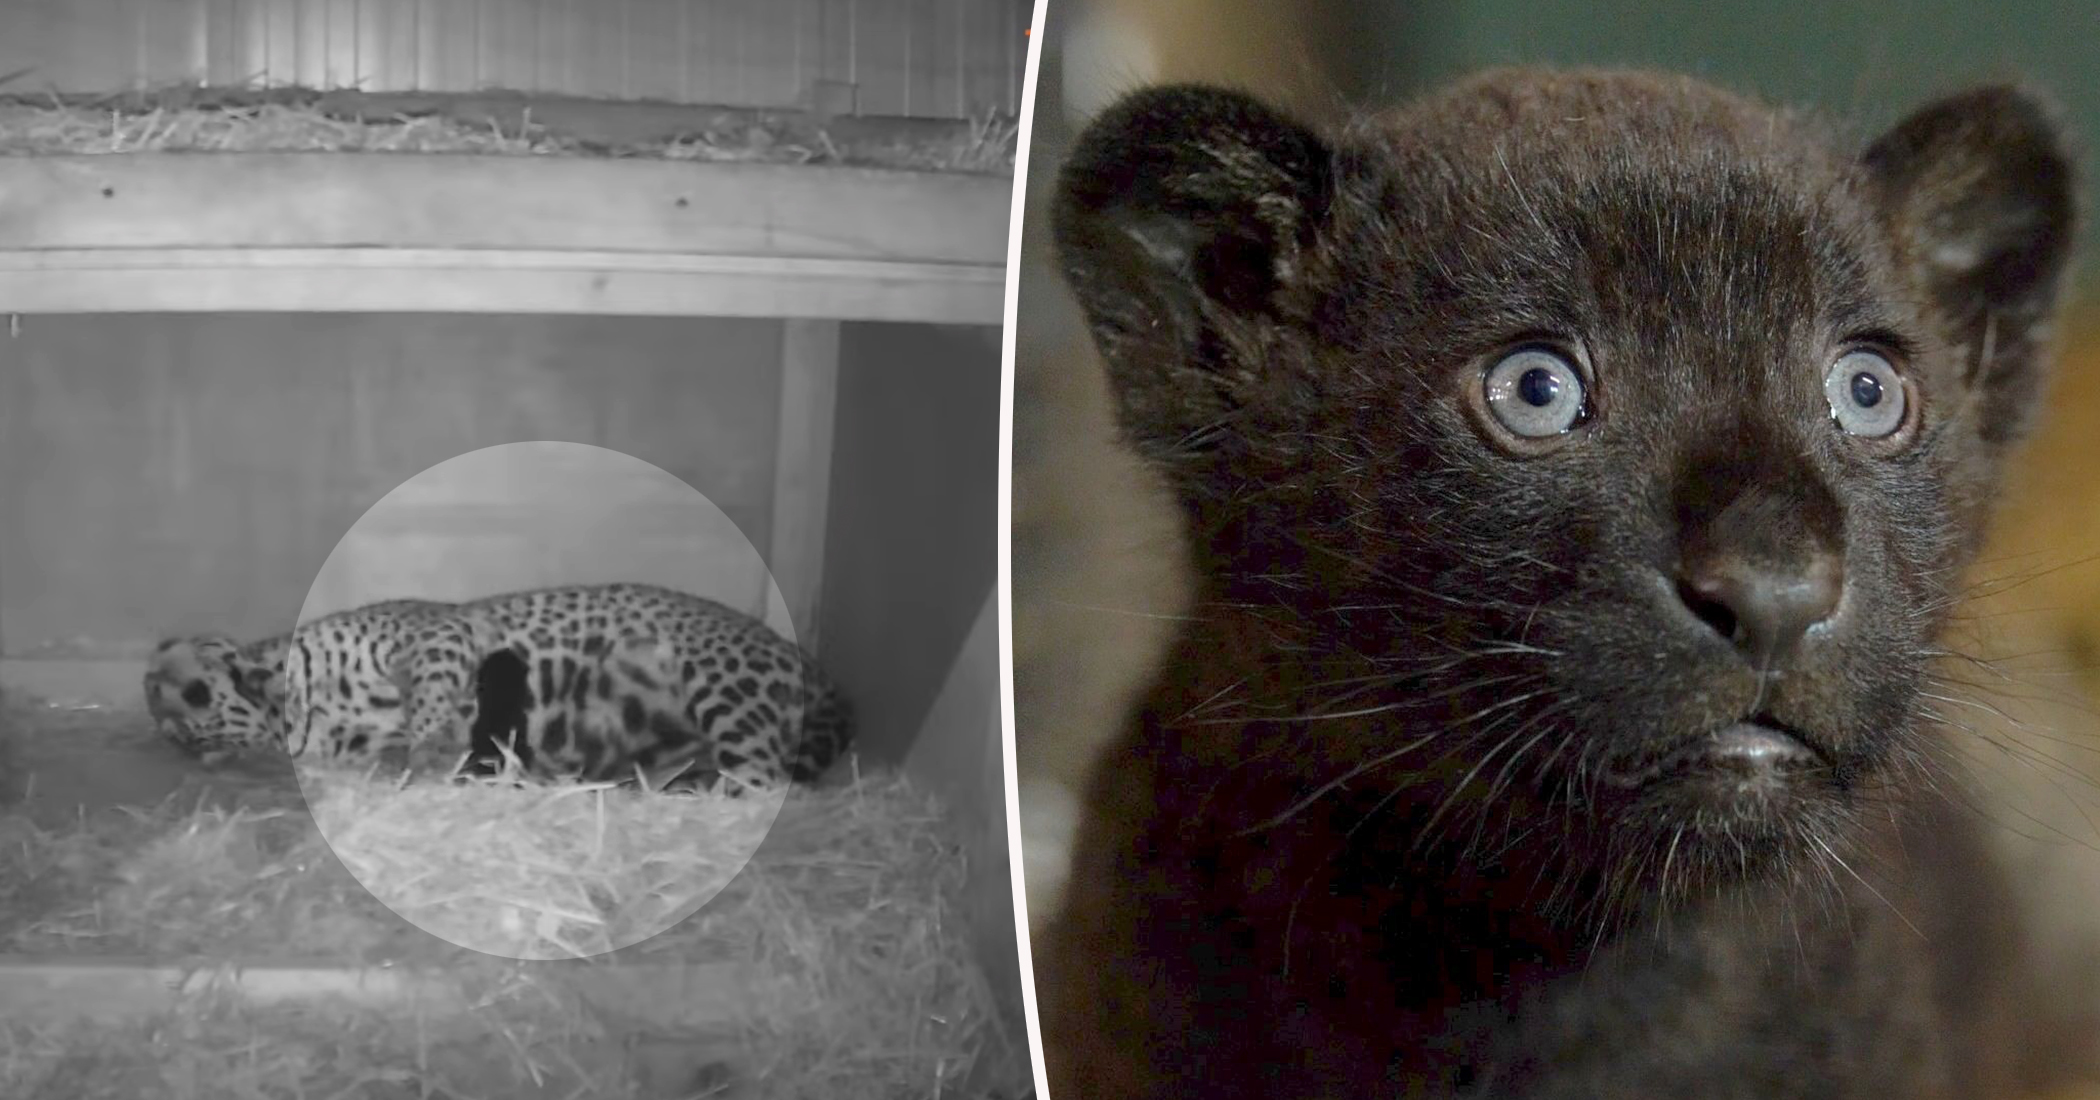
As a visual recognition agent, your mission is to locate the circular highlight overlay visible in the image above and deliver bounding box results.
[291,441,795,960]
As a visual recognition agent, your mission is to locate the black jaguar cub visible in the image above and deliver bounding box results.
[1044,69,2081,1098]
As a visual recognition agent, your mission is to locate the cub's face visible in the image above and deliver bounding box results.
[143,635,287,754]
[1054,71,2076,897]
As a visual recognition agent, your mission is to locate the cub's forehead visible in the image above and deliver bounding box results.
[1371,68,1834,159]
[1331,74,1895,348]
[1349,68,1861,220]
[1360,80,1856,212]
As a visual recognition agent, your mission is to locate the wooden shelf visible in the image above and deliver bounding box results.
[0,957,464,1022]
[0,954,757,1027]
[0,154,1011,323]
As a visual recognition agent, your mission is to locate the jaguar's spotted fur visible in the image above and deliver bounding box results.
[146,583,851,789]
[464,636,724,789]
[143,598,443,758]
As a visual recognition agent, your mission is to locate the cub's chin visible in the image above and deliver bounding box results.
[1593,718,1853,878]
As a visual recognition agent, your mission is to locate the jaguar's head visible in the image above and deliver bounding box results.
[143,634,288,756]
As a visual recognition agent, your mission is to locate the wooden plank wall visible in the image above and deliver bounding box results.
[0,312,787,659]
[901,588,1021,1089]
[302,440,797,640]
[0,0,1029,118]
[819,320,999,759]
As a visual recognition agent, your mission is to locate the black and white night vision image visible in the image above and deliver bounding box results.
[0,2,1033,1098]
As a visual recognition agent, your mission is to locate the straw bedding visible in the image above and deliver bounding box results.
[0,86,1017,173]
[0,695,1027,1099]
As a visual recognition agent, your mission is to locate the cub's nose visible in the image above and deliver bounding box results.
[1676,550,1842,669]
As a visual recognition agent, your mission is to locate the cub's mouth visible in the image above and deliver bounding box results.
[1598,715,1836,826]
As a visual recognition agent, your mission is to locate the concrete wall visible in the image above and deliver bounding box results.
[819,321,1001,764]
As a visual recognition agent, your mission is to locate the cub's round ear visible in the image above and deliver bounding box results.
[1052,85,1334,461]
[1863,85,2078,447]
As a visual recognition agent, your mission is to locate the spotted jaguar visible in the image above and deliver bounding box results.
[144,583,852,790]
[144,598,441,760]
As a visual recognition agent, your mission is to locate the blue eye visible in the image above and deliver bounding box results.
[1485,348,1585,438]
[1824,350,1906,437]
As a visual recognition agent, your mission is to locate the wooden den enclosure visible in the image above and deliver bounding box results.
[0,2,1025,1096]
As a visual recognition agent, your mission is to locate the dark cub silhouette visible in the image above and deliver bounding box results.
[466,646,537,777]
[1046,68,2080,1098]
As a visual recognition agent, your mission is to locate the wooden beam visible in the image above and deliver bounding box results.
[769,319,841,652]
[0,955,757,1029]
[0,155,1010,263]
[0,958,464,1023]
[0,248,1003,323]
[0,153,1011,322]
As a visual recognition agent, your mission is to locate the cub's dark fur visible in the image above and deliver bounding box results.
[1046,69,2079,1097]
[467,647,538,776]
